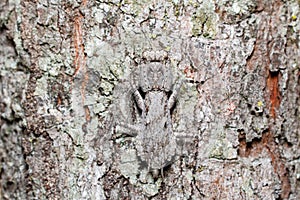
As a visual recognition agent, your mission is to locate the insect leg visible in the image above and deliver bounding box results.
[114,118,146,139]
[167,78,183,110]
[133,89,145,113]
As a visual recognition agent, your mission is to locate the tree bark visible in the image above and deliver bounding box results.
[0,0,299,199]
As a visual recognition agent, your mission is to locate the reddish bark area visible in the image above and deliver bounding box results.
[243,1,291,198]
[238,131,291,199]
[267,72,281,119]
[73,15,85,77]
[72,1,89,121]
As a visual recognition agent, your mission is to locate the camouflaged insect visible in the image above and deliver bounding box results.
[113,51,182,176]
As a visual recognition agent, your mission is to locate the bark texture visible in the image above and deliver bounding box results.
[0,0,299,199]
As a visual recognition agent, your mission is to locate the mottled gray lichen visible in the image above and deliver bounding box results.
[1,0,299,199]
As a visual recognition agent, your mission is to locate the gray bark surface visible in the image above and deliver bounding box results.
[0,0,299,199]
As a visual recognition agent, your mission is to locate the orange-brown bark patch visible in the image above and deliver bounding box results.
[72,2,89,121]
[238,131,291,199]
[267,72,281,118]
